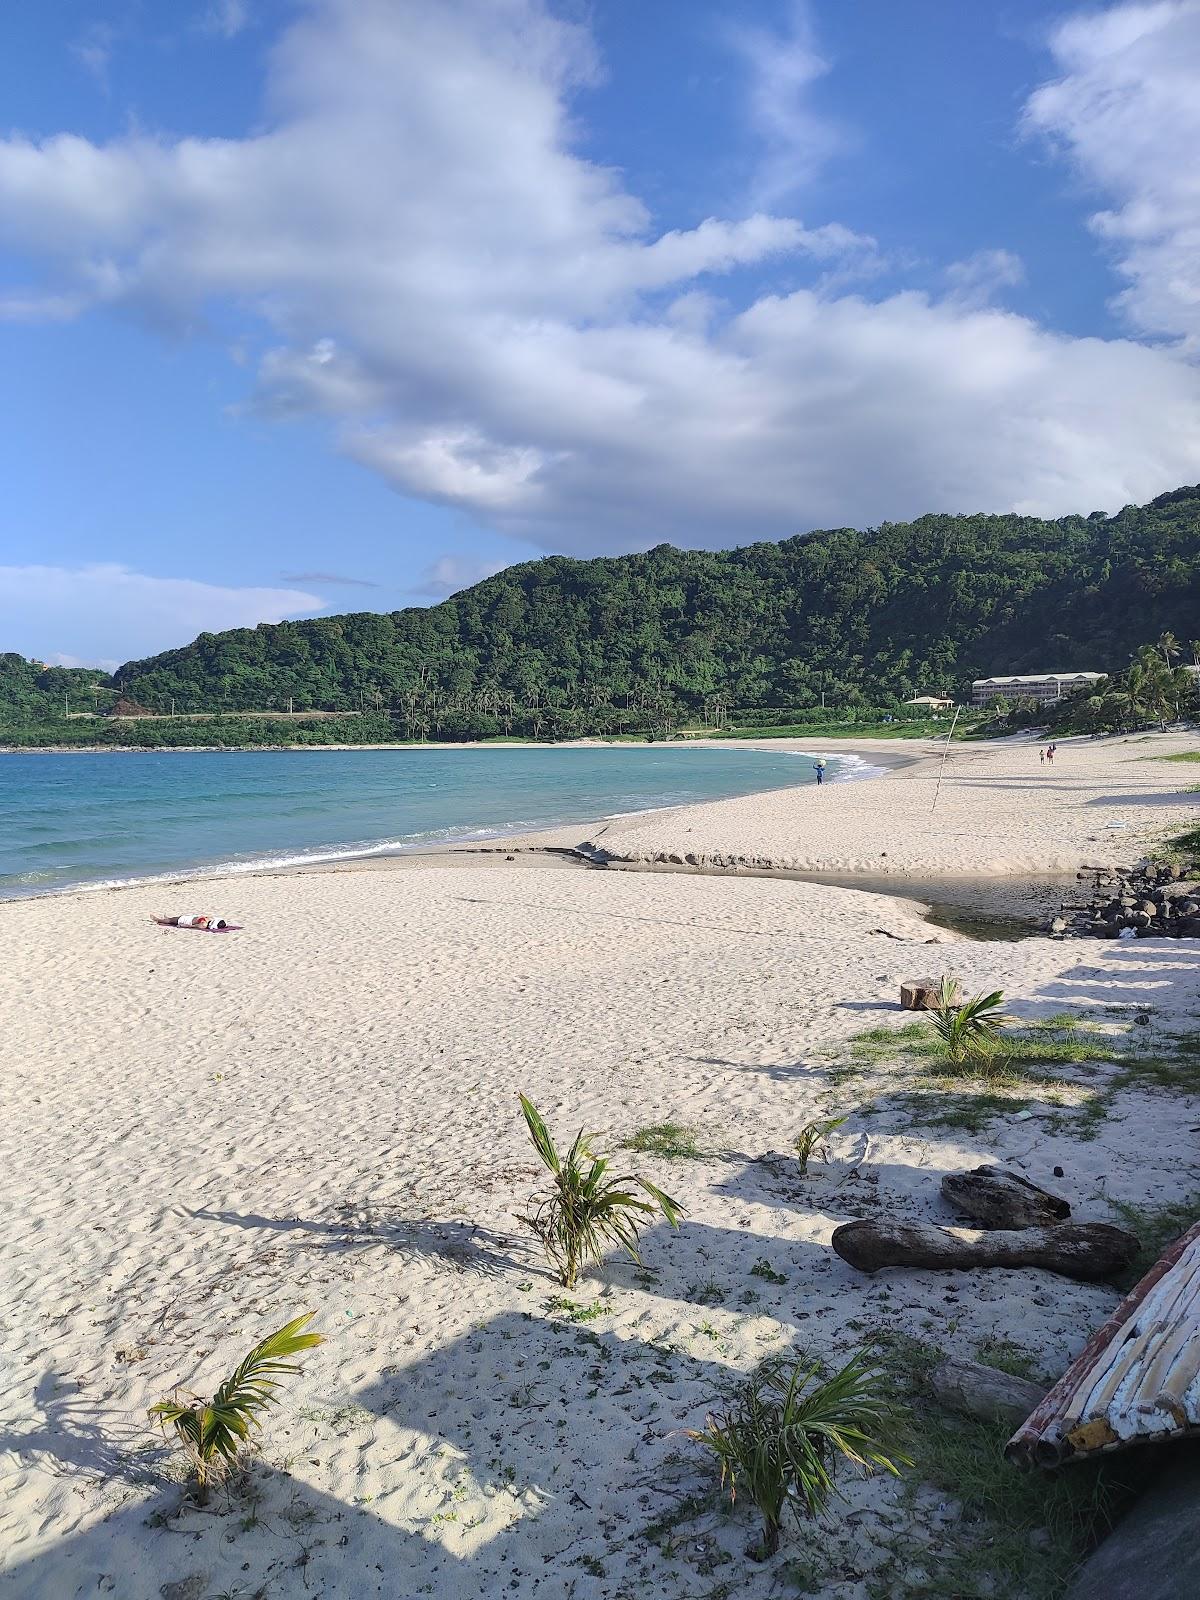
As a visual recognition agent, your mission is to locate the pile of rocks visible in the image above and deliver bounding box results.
[1047,861,1200,939]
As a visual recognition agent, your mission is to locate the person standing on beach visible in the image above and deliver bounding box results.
[813,760,826,786]
[1039,748,1045,764]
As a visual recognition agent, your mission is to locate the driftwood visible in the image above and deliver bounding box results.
[900,977,957,1011]
[941,1165,1071,1230]
[1008,1219,1200,1466]
[929,1357,1045,1428]
[831,1219,1138,1283]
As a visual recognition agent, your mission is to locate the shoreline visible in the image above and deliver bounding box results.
[0,740,919,906]
[0,733,935,756]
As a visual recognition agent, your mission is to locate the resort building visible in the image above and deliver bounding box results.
[971,671,1104,707]
[904,694,955,709]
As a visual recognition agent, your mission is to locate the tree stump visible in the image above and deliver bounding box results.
[900,977,957,1011]
[941,1166,1071,1230]
[831,1218,1138,1282]
[929,1357,1045,1428]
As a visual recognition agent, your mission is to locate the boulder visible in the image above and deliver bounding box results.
[1063,1447,1200,1600]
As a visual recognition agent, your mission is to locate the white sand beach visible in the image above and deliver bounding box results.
[2,733,1199,1599]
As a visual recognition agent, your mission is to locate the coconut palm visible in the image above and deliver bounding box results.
[930,977,1010,1068]
[688,1349,910,1559]
[150,1313,323,1501]
[518,1096,684,1288]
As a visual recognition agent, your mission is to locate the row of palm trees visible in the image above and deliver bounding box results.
[1073,633,1200,731]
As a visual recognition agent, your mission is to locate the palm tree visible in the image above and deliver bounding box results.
[1158,631,1181,669]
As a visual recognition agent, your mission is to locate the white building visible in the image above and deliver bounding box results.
[971,672,1104,707]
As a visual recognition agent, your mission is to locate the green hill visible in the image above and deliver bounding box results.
[4,486,1200,742]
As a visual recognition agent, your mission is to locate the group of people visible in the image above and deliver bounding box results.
[1039,743,1058,765]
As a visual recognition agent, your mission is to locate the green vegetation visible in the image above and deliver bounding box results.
[1035,632,1200,735]
[929,980,1011,1070]
[687,1350,909,1559]
[1109,1193,1200,1288]
[975,1337,1042,1382]
[877,1333,1137,1599]
[620,1121,704,1159]
[841,1012,1199,1139]
[517,1095,684,1289]
[750,1258,789,1285]
[792,1115,847,1174]
[7,485,1200,744]
[149,1313,323,1502]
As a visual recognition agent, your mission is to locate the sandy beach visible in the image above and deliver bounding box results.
[2,732,1199,1599]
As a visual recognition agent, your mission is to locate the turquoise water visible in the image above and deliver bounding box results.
[0,746,864,900]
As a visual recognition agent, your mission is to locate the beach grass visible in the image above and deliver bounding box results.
[838,1014,1195,1135]
[620,1121,705,1159]
[874,1333,1139,1600]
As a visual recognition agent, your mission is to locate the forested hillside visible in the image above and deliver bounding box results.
[5,487,1200,740]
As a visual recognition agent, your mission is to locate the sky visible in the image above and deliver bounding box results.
[1,0,1199,668]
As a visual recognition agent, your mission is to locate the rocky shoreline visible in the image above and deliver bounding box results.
[1049,860,1200,939]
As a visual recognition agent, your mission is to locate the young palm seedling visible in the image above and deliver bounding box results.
[687,1348,909,1560]
[793,1115,847,1175]
[518,1095,684,1289]
[150,1313,323,1502]
[931,976,1010,1069]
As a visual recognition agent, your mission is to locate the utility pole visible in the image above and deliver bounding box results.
[931,704,962,811]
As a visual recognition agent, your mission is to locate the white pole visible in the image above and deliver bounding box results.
[931,704,962,811]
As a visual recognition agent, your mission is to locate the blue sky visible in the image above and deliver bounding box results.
[1,0,1198,666]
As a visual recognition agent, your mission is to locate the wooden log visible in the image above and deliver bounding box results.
[1007,1219,1200,1467]
[831,1218,1138,1283]
[900,977,958,1011]
[929,1357,1045,1428]
[941,1165,1071,1230]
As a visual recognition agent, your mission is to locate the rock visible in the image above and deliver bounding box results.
[1158,881,1199,901]
[1049,916,1068,934]
[1063,1448,1200,1600]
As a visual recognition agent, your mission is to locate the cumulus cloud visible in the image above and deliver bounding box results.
[1025,0,1200,347]
[413,555,509,597]
[0,566,324,666]
[0,0,1197,557]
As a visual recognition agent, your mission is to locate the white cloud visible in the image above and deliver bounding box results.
[944,249,1026,308]
[71,23,116,88]
[201,0,251,39]
[1025,0,1200,347]
[729,0,844,205]
[0,566,324,666]
[0,0,1197,564]
[413,555,509,597]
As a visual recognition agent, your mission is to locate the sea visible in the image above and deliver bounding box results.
[0,745,873,901]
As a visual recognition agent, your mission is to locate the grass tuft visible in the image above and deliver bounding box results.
[620,1121,704,1160]
[1109,1193,1200,1288]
